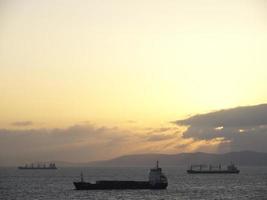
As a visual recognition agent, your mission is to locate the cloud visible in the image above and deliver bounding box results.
[11,121,33,127]
[145,127,181,141]
[146,133,177,142]
[174,104,267,153]
[7,103,264,166]
[126,120,137,124]
[175,104,267,128]
[0,124,186,166]
[0,124,126,165]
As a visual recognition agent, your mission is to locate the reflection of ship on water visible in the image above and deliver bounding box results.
[73,161,168,190]
[187,163,240,174]
[18,162,57,170]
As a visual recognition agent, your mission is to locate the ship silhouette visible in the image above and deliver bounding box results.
[18,162,57,170]
[73,161,168,190]
[187,163,240,174]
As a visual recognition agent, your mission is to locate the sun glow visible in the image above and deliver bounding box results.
[0,0,267,164]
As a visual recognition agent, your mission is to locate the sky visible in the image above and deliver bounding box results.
[0,0,267,165]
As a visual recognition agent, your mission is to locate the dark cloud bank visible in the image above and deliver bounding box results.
[175,104,267,153]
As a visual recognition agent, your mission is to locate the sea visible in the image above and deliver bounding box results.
[0,166,267,200]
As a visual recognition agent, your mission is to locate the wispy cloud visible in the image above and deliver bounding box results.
[0,124,185,165]
[126,120,137,124]
[6,103,265,167]
[11,121,33,127]
[146,134,177,142]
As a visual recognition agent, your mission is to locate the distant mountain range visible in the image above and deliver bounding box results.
[54,151,267,167]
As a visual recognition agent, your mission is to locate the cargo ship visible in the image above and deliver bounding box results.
[18,162,57,170]
[73,161,168,190]
[187,163,240,174]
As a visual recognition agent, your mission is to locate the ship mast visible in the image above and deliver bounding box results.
[80,171,84,182]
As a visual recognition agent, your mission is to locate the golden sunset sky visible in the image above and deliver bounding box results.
[0,0,267,164]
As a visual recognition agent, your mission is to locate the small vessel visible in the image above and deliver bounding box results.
[73,161,168,190]
[18,162,57,170]
[187,163,240,174]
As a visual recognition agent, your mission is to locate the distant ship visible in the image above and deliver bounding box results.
[18,162,57,170]
[187,163,240,174]
[73,161,168,190]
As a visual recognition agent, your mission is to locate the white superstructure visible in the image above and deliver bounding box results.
[149,161,167,186]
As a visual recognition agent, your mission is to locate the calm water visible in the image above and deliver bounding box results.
[0,166,267,200]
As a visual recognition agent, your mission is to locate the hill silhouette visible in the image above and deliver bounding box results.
[54,151,267,167]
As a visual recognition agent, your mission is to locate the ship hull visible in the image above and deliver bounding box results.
[187,170,239,174]
[73,181,167,190]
